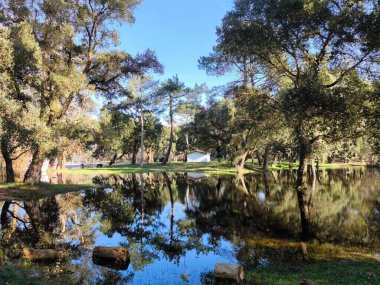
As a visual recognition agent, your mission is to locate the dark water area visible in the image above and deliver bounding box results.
[0,168,379,284]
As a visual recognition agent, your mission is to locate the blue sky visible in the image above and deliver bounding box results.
[117,0,235,89]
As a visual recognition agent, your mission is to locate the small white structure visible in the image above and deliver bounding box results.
[187,151,210,163]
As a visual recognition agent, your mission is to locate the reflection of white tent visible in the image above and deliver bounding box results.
[187,172,209,180]
[187,151,210,163]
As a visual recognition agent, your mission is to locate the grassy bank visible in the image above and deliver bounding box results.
[245,260,379,285]
[242,237,380,285]
[51,161,367,176]
[52,161,249,175]
[0,182,95,200]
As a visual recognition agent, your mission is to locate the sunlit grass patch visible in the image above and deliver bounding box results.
[51,161,250,175]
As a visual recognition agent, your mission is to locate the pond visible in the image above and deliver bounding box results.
[0,168,379,284]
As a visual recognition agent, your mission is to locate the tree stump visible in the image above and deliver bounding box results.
[214,263,244,282]
[92,246,130,270]
[23,248,64,262]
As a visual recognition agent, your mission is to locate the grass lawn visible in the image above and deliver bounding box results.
[51,160,368,176]
[225,237,380,285]
[52,161,249,175]
[246,260,380,285]
[0,182,95,200]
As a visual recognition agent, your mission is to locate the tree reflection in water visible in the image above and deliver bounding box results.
[0,168,379,284]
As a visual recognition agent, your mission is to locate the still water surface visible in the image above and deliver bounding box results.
[0,168,379,284]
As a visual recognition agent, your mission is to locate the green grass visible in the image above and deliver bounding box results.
[246,260,380,285]
[0,182,95,200]
[52,161,249,175]
[241,237,380,285]
[51,160,367,176]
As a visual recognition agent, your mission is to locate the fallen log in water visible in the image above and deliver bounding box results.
[92,246,130,270]
[23,248,64,261]
[214,263,244,282]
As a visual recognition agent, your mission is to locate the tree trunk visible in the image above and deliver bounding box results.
[109,153,118,166]
[271,154,277,168]
[140,100,144,168]
[184,132,189,162]
[139,173,145,228]
[256,150,262,166]
[24,148,44,183]
[131,145,137,165]
[289,154,294,170]
[237,151,248,173]
[147,147,154,163]
[23,200,43,235]
[310,158,316,180]
[296,141,312,241]
[263,171,270,195]
[0,138,15,183]
[163,173,174,241]
[263,145,270,171]
[216,145,223,162]
[0,201,12,229]
[162,94,174,165]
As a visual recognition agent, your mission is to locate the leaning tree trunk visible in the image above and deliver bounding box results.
[109,153,118,166]
[24,148,44,183]
[296,141,312,241]
[263,145,270,171]
[0,138,15,183]
[236,151,248,174]
[162,95,174,165]
[23,200,43,235]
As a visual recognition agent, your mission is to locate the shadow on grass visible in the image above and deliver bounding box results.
[0,182,95,200]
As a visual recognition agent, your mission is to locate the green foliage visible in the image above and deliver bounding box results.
[92,107,135,164]
[199,0,380,169]
[0,0,162,182]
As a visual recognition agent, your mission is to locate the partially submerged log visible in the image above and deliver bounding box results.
[92,246,130,270]
[23,248,64,262]
[214,263,244,282]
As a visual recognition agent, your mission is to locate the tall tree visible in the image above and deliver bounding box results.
[117,75,158,168]
[0,0,163,183]
[156,76,203,165]
[206,0,379,239]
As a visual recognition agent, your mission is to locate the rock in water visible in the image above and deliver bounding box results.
[214,263,244,282]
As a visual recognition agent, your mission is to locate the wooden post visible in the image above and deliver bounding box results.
[214,263,244,282]
[23,248,64,261]
[92,246,130,270]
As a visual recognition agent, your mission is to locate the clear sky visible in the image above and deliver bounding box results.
[117,0,235,88]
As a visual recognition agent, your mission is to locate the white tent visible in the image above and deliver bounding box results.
[187,151,210,162]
